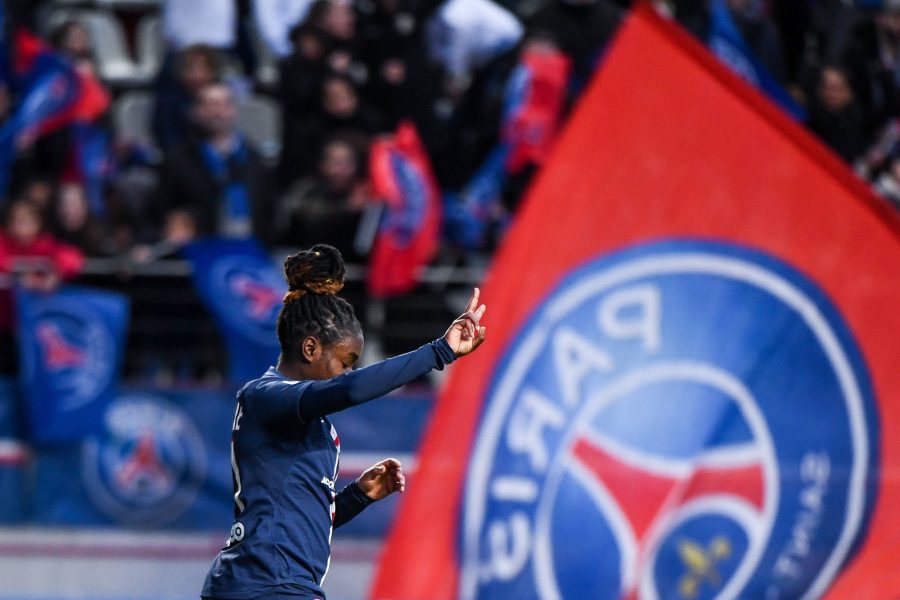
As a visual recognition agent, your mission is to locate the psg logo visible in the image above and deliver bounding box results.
[24,301,115,410]
[82,394,207,527]
[208,254,287,345]
[460,241,878,600]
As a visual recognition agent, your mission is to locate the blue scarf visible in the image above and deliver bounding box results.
[200,137,252,238]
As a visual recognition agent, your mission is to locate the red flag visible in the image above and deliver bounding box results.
[372,5,900,600]
[503,47,571,173]
[366,121,441,297]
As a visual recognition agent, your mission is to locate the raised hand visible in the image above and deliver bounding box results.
[357,458,405,501]
[443,287,487,357]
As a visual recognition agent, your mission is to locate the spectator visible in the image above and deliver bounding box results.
[17,176,56,217]
[840,1,900,130]
[52,183,113,257]
[361,0,446,137]
[0,199,84,289]
[163,0,237,51]
[280,74,382,185]
[50,19,95,63]
[308,0,360,54]
[278,25,331,185]
[276,133,367,258]
[254,0,318,58]
[809,64,869,163]
[154,83,275,243]
[153,45,225,153]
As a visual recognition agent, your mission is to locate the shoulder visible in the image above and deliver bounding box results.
[241,372,312,403]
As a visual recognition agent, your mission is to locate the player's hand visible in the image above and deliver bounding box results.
[357,458,405,501]
[443,287,487,357]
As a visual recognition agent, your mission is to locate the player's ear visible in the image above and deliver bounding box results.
[300,336,321,362]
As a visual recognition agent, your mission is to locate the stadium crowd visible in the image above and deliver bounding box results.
[2,0,900,371]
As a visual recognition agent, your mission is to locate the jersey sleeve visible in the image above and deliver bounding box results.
[333,481,375,528]
[297,339,457,422]
[242,378,312,426]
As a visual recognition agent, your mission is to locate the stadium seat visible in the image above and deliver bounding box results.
[236,95,282,161]
[135,14,164,82]
[247,22,280,88]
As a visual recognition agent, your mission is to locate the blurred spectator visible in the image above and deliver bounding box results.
[17,176,57,217]
[305,0,368,82]
[163,0,237,51]
[840,1,900,130]
[425,0,523,82]
[0,199,84,289]
[131,209,199,263]
[154,83,275,242]
[809,64,869,163]
[254,0,318,58]
[278,25,331,185]
[153,45,225,153]
[276,133,367,257]
[279,74,382,185]
[50,19,95,63]
[52,183,114,257]
[525,0,621,93]
[361,0,446,137]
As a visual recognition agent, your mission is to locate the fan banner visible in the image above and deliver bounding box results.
[15,285,129,443]
[181,238,285,384]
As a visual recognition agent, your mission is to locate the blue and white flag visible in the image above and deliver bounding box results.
[708,0,805,120]
[181,238,285,384]
[16,286,130,443]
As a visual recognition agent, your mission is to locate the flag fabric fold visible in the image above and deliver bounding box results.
[367,121,442,297]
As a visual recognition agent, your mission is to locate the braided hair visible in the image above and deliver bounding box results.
[277,244,362,359]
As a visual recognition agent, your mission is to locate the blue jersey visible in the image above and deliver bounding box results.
[202,340,457,599]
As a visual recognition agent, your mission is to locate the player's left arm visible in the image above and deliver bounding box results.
[333,458,405,528]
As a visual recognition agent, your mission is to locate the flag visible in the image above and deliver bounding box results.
[0,26,110,196]
[181,238,285,384]
[16,285,130,443]
[708,0,805,120]
[372,5,900,599]
[502,47,571,174]
[447,47,571,250]
[367,121,441,297]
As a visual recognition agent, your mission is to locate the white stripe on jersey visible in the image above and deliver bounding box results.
[321,420,341,586]
[231,404,245,513]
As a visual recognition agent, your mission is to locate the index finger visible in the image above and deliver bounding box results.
[466,287,480,313]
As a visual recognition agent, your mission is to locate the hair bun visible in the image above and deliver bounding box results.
[283,244,346,301]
